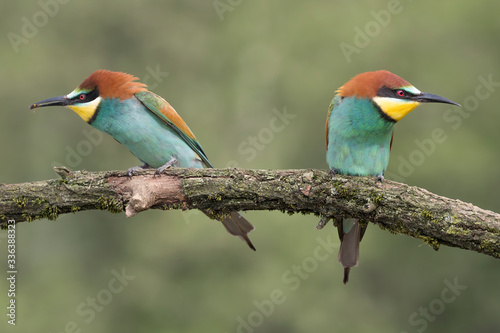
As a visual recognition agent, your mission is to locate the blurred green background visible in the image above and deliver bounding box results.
[1,0,499,332]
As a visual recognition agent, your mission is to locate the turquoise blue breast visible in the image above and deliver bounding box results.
[326,96,394,176]
[91,98,204,168]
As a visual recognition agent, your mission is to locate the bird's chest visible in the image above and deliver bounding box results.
[327,100,394,176]
[90,99,202,168]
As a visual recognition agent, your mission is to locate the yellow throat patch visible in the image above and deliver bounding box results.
[372,97,420,122]
[67,96,101,123]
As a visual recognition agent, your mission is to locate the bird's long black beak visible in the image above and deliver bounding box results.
[30,95,69,109]
[414,92,460,106]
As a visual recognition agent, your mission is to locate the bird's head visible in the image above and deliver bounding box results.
[30,70,147,123]
[337,70,460,121]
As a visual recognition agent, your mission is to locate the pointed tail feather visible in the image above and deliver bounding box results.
[343,268,350,284]
[337,218,367,284]
[337,218,361,268]
[204,211,256,251]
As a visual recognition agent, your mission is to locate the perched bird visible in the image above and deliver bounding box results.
[325,70,459,283]
[30,70,255,250]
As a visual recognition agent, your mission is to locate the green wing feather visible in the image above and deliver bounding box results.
[326,94,343,148]
[135,91,213,168]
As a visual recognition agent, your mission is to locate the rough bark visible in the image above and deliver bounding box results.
[1,167,499,258]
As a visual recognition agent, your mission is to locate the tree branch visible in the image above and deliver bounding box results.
[1,167,499,258]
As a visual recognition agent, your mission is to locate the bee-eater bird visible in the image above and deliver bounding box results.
[30,70,255,251]
[325,70,460,283]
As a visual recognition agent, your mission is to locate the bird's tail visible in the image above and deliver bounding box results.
[204,211,256,251]
[337,218,367,284]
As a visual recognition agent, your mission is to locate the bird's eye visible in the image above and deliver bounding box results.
[396,90,405,97]
[79,94,86,100]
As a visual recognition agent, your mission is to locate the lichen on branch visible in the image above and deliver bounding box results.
[0,167,499,259]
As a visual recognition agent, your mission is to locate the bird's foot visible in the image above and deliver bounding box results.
[127,163,150,177]
[154,157,178,177]
[315,216,331,230]
[375,174,384,183]
[329,168,339,177]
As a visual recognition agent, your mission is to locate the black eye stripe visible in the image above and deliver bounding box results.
[70,88,99,103]
[376,86,416,99]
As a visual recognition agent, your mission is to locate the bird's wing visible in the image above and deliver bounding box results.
[326,94,342,148]
[135,91,213,168]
